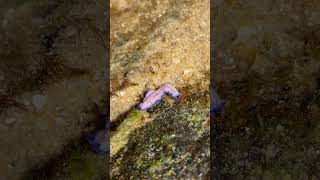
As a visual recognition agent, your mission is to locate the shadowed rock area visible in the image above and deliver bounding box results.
[0,0,108,179]
[213,0,320,179]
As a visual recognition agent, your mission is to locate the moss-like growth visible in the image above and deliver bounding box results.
[110,109,145,156]
[128,109,143,123]
[111,90,210,179]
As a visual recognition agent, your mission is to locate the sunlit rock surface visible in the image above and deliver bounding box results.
[110,0,210,178]
[110,0,210,123]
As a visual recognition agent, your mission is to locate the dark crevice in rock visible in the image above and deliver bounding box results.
[110,105,137,131]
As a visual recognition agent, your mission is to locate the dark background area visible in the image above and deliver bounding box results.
[0,0,108,179]
[212,0,320,179]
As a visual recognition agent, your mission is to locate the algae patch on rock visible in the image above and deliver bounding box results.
[111,91,210,179]
[110,109,146,156]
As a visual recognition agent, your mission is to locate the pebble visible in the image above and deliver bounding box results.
[32,94,47,110]
[183,69,192,75]
[115,91,125,97]
[119,91,125,96]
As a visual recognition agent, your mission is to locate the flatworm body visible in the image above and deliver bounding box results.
[138,83,180,110]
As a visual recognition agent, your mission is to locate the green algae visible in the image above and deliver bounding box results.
[128,109,143,122]
[111,90,210,179]
[110,109,145,156]
[110,91,209,157]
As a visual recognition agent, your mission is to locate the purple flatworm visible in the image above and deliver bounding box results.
[138,83,180,110]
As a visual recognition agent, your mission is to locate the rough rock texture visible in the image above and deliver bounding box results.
[110,0,210,123]
[110,0,210,178]
[0,0,107,179]
[111,91,210,179]
[213,0,320,179]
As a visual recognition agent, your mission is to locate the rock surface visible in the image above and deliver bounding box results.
[0,0,107,179]
[213,0,320,179]
[110,0,210,178]
[110,0,210,123]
